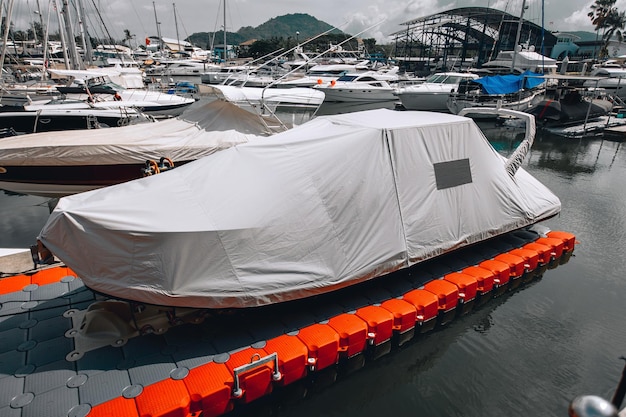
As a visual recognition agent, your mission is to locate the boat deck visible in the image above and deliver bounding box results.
[0,229,576,417]
[603,123,626,141]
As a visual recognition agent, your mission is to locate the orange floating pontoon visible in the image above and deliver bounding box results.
[402,288,440,333]
[0,229,577,417]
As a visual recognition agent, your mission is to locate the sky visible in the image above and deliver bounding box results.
[14,0,626,45]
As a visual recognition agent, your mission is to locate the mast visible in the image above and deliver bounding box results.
[0,0,15,78]
[223,0,226,60]
[37,0,52,80]
[511,0,526,72]
[173,3,181,55]
[76,0,93,65]
[61,0,81,69]
[153,1,163,54]
[53,0,70,69]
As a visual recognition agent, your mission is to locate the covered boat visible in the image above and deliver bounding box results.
[38,108,561,309]
[447,71,546,115]
[0,99,278,197]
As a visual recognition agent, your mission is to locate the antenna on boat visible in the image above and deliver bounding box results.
[511,0,530,73]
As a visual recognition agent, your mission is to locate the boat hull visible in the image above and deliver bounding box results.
[396,91,451,111]
[526,97,613,126]
[316,87,397,102]
[0,100,273,198]
[0,162,189,198]
[447,90,543,116]
[0,109,146,134]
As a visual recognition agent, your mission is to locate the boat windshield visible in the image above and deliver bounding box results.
[85,76,127,91]
[425,73,447,83]
[337,75,359,82]
[425,74,470,84]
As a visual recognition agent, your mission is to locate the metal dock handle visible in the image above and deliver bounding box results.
[232,352,282,398]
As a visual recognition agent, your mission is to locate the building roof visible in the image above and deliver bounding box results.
[390,6,557,62]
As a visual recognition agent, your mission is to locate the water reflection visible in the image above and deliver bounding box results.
[477,119,625,178]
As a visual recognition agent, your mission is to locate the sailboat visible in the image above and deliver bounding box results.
[447,70,546,116]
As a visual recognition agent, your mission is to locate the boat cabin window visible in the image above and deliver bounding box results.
[85,76,126,91]
[309,69,349,76]
[444,76,464,84]
[337,75,359,82]
[426,73,447,83]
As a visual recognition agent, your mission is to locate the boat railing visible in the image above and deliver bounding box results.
[458,107,535,177]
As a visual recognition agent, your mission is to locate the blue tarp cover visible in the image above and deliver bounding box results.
[474,71,544,95]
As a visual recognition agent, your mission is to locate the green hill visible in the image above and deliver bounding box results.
[186,13,343,49]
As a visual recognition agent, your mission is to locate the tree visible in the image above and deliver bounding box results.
[588,0,626,58]
[248,38,282,58]
[123,29,133,47]
[602,9,626,56]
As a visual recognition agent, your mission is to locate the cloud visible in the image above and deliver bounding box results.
[338,0,449,42]
[563,4,594,32]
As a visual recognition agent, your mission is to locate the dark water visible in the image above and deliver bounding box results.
[1,110,625,416]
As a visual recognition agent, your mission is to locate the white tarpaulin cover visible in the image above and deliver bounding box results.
[0,99,273,167]
[201,84,325,108]
[39,109,561,309]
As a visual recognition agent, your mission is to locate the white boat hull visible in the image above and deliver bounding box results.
[315,87,397,102]
[396,90,451,111]
[447,90,544,116]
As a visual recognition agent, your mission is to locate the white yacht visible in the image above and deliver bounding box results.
[395,72,479,112]
[274,62,370,88]
[49,70,195,117]
[584,65,626,99]
[313,70,399,102]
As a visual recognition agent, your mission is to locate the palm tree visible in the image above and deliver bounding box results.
[123,29,133,47]
[601,9,626,57]
[588,0,615,26]
[588,0,626,58]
